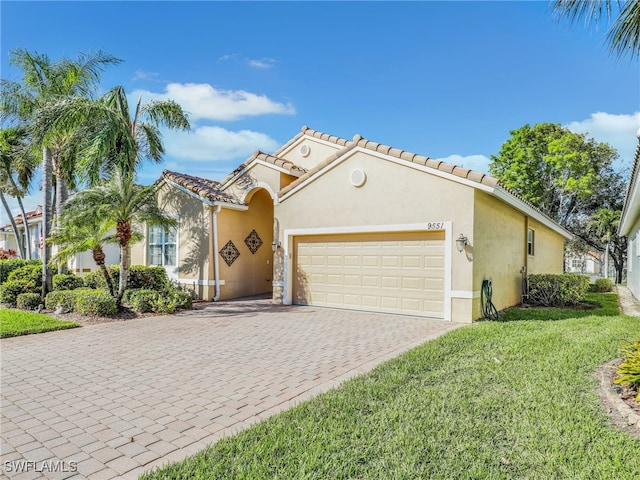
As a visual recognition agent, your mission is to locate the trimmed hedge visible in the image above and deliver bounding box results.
[83,266,118,290]
[7,264,42,287]
[0,280,38,305]
[83,265,169,292]
[527,273,590,307]
[128,289,159,313]
[0,259,41,284]
[45,289,117,316]
[53,273,84,291]
[128,266,170,290]
[45,290,78,311]
[125,287,193,313]
[74,290,117,316]
[594,278,614,293]
[16,292,42,310]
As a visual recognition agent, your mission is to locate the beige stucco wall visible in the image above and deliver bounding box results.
[471,191,567,319]
[275,149,477,321]
[130,184,212,300]
[216,188,274,300]
[224,163,281,204]
[526,217,565,275]
[472,191,526,319]
[278,137,344,171]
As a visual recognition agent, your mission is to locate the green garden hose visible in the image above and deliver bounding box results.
[481,279,499,320]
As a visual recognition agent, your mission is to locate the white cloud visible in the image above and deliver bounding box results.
[247,58,276,69]
[435,154,492,174]
[564,112,640,165]
[133,70,160,81]
[163,126,280,162]
[130,83,295,121]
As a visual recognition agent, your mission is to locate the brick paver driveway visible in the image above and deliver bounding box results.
[1,299,463,479]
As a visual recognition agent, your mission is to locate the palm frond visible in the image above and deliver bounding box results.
[608,0,640,57]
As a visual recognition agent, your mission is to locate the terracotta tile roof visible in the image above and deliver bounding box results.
[220,150,307,187]
[278,132,567,234]
[0,206,43,231]
[273,126,351,156]
[161,170,243,205]
[279,134,499,196]
[352,134,499,188]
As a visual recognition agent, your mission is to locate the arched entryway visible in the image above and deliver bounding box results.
[239,187,274,296]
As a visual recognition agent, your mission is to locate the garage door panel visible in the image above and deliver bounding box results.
[294,231,445,318]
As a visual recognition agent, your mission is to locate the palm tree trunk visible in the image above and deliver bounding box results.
[93,246,115,298]
[117,243,129,306]
[0,191,25,259]
[15,196,32,259]
[41,147,53,300]
[53,159,69,274]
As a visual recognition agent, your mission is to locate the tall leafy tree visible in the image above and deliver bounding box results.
[489,123,619,226]
[0,127,38,259]
[552,0,640,58]
[37,85,189,304]
[0,49,120,297]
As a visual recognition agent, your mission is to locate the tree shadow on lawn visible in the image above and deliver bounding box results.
[497,292,620,322]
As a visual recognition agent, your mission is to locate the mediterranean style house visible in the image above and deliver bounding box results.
[619,129,640,301]
[131,127,571,323]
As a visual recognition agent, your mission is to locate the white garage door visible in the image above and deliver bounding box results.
[293,231,445,318]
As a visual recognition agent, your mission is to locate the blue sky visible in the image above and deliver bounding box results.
[1,1,639,224]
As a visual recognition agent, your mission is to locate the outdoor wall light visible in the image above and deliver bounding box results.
[271,240,281,252]
[455,234,468,253]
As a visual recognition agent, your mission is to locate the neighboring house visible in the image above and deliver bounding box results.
[0,206,44,260]
[0,205,119,274]
[619,129,640,300]
[133,126,571,323]
[564,251,602,276]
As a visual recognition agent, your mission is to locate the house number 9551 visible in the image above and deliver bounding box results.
[425,222,444,230]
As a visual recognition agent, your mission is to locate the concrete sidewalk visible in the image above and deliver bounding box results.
[1,300,462,479]
[616,285,640,316]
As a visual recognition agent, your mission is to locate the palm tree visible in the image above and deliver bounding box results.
[66,171,176,304]
[1,49,120,297]
[588,208,622,280]
[0,127,37,259]
[48,199,123,297]
[552,0,640,58]
[34,85,189,304]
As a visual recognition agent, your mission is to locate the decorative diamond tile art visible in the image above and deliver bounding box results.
[244,229,263,254]
[219,240,240,266]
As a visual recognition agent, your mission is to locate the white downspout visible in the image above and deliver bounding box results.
[212,205,222,301]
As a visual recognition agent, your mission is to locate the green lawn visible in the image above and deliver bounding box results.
[0,308,79,338]
[141,307,640,479]
[499,291,620,321]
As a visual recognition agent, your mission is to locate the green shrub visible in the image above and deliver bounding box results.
[83,266,119,290]
[0,259,41,284]
[0,280,37,305]
[128,266,170,291]
[527,273,590,307]
[614,339,640,401]
[53,273,84,291]
[128,289,159,313]
[7,264,42,287]
[169,288,192,310]
[16,292,42,310]
[74,290,117,316]
[45,290,78,312]
[594,278,614,293]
